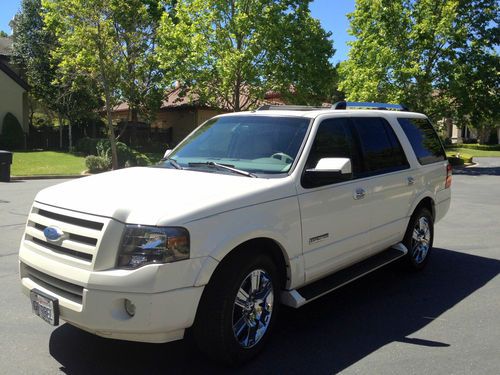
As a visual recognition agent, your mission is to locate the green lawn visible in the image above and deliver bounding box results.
[446,147,500,158]
[12,151,86,176]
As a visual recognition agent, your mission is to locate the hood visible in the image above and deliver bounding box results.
[35,167,295,225]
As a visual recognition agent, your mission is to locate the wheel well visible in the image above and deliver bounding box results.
[214,238,289,289]
[415,197,435,219]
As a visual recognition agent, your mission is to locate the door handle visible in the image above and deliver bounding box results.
[407,176,415,185]
[354,188,366,200]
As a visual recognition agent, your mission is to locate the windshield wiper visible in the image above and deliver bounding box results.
[188,161,257,178]
[164,158,183,170]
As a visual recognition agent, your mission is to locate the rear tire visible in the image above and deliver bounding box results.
[403,207,434,270]
[193,250,280,365]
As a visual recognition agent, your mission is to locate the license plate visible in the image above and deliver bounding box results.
[30,289,59,326]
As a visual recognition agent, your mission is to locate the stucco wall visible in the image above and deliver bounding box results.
[0,69,26,134]
[152,109,197,145]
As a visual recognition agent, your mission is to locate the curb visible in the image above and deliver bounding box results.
[10,174,89,181]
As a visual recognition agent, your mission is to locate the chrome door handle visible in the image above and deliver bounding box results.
[354,188,366,200]
[407,176,415,185]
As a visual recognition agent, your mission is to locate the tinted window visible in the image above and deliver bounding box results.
[398,117,446,165]
[352,117,408,174]
[305,118,355,170]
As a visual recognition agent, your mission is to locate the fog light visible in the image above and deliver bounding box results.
[124,299,136,317]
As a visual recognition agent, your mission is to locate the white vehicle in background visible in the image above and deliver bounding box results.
[19,101,451,365]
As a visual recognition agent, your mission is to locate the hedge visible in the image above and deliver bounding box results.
[0,113,25,150]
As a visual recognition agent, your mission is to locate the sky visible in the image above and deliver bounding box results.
[0,0,356,62]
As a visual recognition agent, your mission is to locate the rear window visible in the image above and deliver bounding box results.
[398,117,446,165]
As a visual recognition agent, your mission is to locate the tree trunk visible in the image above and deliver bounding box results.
[58,114,63,149]
[96,23,118,170]
[131,108,138,147]
[104,92,119,169]
[68,119,73,151]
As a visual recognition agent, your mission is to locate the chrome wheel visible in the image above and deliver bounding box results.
[232,269,274,349]
[411,216,431,264]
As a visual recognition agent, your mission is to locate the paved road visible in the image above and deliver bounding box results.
[1,160,499,375]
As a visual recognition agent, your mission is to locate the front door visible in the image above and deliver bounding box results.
[297,117,372,283]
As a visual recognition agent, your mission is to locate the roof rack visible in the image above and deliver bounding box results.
[257,105,328,111]
[332,101,409,111]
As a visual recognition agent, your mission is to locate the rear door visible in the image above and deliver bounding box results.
[350,116,413,251]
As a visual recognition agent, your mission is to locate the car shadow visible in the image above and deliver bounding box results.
[49,248,500,374]
[453,165,500,176]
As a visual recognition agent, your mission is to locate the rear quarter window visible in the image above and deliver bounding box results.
[398,117,446,165]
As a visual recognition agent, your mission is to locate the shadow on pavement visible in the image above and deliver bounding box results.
[49,248,500,375]
[453,165,500,176]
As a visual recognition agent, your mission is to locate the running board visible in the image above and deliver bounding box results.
[281,243,408,308]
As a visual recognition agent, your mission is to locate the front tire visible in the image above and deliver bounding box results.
[403,207,434,270]
[193,251,280,365]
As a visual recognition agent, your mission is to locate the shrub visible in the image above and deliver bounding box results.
[96,139,136,168]
[85,155,110,173]
[488,131,499,145]
[0,113,25,150]
[76,137,101,156]
[446,144,500,151]
[77,137,152,168]
[447,152,473,166]
[134,152,151,166]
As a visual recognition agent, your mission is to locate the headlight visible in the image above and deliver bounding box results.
[117,225,190,269]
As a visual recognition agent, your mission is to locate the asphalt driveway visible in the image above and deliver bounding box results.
[0,159,499,374]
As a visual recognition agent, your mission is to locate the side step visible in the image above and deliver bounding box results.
[281,244,408,308]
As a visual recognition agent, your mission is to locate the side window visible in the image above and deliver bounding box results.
[398,117,446,165]
[304,118,355,171]
[351,117,409,175]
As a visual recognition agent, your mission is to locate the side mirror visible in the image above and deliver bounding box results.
[313,157,352,174]
[163,149,172,159]
[303,158,352,188]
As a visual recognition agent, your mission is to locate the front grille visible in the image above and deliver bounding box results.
[34,223,98,246]
[32,237,93,262]
[24,204,108,267]
[38,209,104,231]
[24,264,84,304]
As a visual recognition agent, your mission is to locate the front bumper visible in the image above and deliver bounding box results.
[19,245,206,343]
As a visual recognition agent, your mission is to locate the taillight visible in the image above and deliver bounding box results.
[445,163,452,189]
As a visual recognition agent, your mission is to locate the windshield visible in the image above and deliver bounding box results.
[162,115,310,175]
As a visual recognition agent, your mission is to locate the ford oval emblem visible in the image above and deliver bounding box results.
[43,226,65,242]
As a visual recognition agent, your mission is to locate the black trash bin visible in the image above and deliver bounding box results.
[0,151,13,182]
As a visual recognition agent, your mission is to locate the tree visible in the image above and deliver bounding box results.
[0,31,8,37]
[157,0,336,111]
[43,0,165,168]
[12,0,99,149]
[339,0,499,128]
[109,0,164,129]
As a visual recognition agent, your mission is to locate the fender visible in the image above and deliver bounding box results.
[407,190,435,218]
[188,196,304,288]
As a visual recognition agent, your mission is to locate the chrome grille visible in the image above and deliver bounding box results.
[24,203,109,268]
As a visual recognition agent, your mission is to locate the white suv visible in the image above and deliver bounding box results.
[19,102,451,364]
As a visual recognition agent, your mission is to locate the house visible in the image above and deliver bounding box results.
[440,117,500,144]
[111,87,226,146]
[0,36,29,135]
[110,86,301,147]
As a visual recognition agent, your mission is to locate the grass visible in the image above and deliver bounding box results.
[445,147,500,158]
[11,151,86,176]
